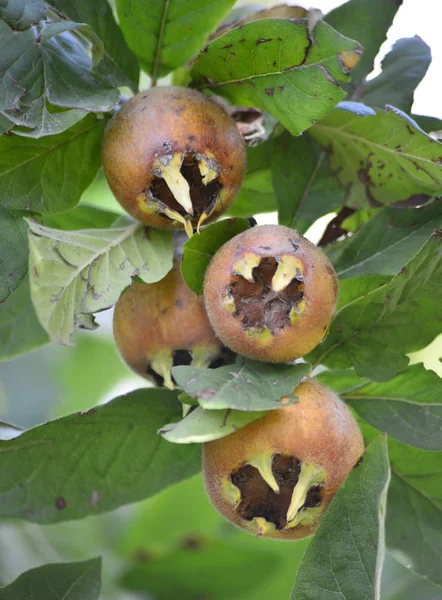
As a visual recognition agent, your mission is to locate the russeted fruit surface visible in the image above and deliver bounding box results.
[203,378,364,540]
[102,86,246,236]
[113,262,232,389]
[203,224,339,363]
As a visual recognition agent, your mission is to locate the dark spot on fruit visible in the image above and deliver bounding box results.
[176,298,183,308]
[55,496,67,511]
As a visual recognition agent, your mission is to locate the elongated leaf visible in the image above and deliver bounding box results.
[0,558,101,600]
[272,131,343,232]
[309,105,442,208]
[387,474,442,588]
[361,37,431,112]
[122,539,279,600]
[0,0,48,30]
[43,205,121,231]
[0,389,201,523]
[160,406,266,444]
[0,276,49,360]
[28,220,173,344]
[309,232,442,381]
[181,218,249,295]
[0,21,118,136]
[319,365,442,451]
[325,0,401,87]
[47,0,139,89]
[292,436,390,600]
[172,358,310,411]
[191,19,361,136]
[335,199,442,279]
[357,417,442,589]
[116,0,236,82]
[0,115,106,214]
[0,207,28,301]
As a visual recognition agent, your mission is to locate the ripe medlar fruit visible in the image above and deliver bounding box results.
[113,261,232,389]
[203,378,364,540]
[203,224,339,362]
[101,86,246,236]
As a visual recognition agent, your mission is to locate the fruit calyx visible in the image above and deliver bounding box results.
[225,253,306,336]
[144,149,222,237]
[224,453,325,535]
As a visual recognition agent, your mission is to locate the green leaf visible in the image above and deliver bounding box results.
[309,232,442,381]
[42,204,121,230]
[0,207,28,301]
[0,21,118,136]
[0,115,106,214]
[0,0,48,31]
[227,142,277,218]
[336,276,390,311]
[0,389,201,523]
[357,419,442,587]
[159,406,266,444]
[309,106,442,208]
[116,0,236,82]
[334,199,442,279]
[292,436,390,600]
[320,365,442,451]
[172,358,310,410]
[272,131,343,232]
[27,220,173,344]
[387,474,442,588]
[47,0,139,89]
[191,19,361,136]
[121,539,279,600]
[0,114,13,134]
[181,217,250,295]
[360,37,431,113]
[324,0,401,87]
[0,276,49,360]
[0,558,101,600]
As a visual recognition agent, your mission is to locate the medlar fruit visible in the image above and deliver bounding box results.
[203,378,364,540]
[113,261,232,389]
[203,224,339,362]
[101,86,246,236]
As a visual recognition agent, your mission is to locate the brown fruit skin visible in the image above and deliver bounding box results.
[101,86,246,230]
[203,224,339,363]
[203,378,364,540]
[113,262,223,382]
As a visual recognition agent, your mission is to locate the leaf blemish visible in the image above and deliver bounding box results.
[256,38,273,45]
[55,496,67,511]
[265,88,275,96]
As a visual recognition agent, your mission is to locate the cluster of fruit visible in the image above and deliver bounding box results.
[102,86,364,540]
